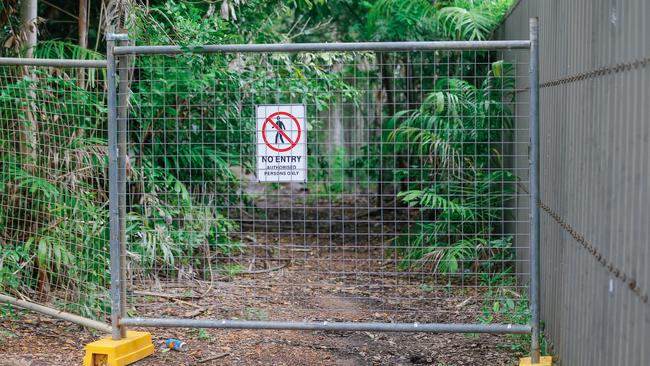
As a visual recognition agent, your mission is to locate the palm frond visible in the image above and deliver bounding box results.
[437,5,495,40]
[33,41,107,89]
[367,0,439,40]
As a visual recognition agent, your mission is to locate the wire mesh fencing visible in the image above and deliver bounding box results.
[0,60,110,323]
[115,44,534,334]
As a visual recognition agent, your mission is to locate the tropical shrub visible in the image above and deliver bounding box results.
[388,60,516,277]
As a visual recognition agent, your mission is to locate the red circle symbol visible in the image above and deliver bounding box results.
[261,111,302,153]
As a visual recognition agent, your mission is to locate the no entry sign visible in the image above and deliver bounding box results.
[256,105,307,182]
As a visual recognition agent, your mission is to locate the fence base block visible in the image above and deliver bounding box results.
[519,356,553,366]
[83,331,154,366]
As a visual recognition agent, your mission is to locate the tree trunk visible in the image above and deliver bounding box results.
[19,0,47,298]
[78,0,88,49]
[18,0,38,167]
[20,0,37,58]
[330,102,343,151]
[78,0,88,89]
[376,53,395,206]
[400,58,415,193]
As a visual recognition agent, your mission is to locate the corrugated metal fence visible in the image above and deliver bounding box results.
[497,1,649,365]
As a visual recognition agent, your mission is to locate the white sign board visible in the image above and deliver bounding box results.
[256,105,307,182]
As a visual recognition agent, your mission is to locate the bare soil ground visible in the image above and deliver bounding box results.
[0,192,525,365]
[0,313,521,365]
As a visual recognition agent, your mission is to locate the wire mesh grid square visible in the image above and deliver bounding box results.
[0,64,110,321]
[117,48,531,326]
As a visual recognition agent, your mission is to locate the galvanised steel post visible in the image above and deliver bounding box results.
[112,40,532,55]
[116,33,130,339]
[529,17,541,363]
[120,318,532,333]
[0,57,107,67]
[106,33,123,340]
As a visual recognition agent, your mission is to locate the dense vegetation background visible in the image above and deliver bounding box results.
[0,0,517,321]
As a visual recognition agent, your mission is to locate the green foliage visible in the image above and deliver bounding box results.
[0,304,20,320]
[0,328,17,346]
[193,328,212,341]
[367,0,439,41]
[388,61,517,276]
[32,41,107,88]
[366,0,513,41]
[307,146,347,196]
[0,1,366,317]
[0,64,110,318]
[479,288,550,357]
[123,1,359,279]
[291,0,373,42]
[245,307,269,320]
[0,0,520,319]
[437,0,511,41]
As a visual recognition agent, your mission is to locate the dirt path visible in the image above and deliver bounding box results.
[0,193,525,365]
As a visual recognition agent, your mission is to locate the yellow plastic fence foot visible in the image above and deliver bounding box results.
[519,356,553,366]
[83,331,155,366]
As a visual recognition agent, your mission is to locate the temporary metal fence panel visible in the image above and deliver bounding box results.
[0,58,111,332]
[108,25,539,358]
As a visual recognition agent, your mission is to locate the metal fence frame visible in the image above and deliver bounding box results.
[0,56,110,333]
[0,17,540,362]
